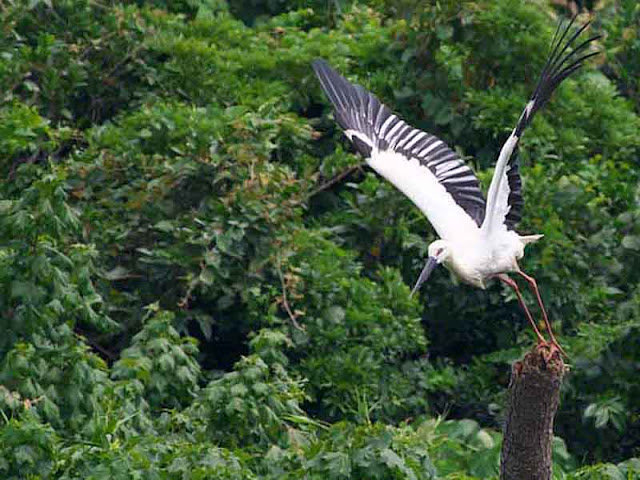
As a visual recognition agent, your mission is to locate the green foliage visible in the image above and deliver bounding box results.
[568,457,640,480]
[112,305,201,409]
[280,229,429,421]
[0,412,59,480]
[0,102,55,175]
[0,166,112,434]
[190,329,308,448]
[1,0,158,126]
[0,0,639,477]
[599,0,640,109]
[262,421,438,480]
[58,435,253,480]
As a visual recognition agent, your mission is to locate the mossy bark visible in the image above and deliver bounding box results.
[500,345,565,480]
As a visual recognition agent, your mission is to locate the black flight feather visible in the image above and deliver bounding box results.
[514,16,600,137]
[506,16,599,230]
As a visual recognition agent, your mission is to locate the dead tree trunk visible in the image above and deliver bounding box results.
[500,345,565,480]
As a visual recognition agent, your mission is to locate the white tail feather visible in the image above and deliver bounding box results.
[520,234,544,245]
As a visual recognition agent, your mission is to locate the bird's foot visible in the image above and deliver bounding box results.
[533,341,565,366]
[549,339,569,359]
[533,333,568,359]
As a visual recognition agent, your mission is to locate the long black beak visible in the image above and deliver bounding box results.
[410,257,439,297]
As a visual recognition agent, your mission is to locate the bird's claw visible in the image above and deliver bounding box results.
[549,340,568,359]
[533,340,567,366]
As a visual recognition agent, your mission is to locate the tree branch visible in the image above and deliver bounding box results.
[276,258,305,332]
[306,162,365,200]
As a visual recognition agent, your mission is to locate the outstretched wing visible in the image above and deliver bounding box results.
[313,59,485,241]
[482,16,600,234]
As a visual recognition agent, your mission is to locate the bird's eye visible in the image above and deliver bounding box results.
[436,248,443,256]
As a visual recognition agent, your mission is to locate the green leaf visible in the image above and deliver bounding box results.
[622,235,640,251]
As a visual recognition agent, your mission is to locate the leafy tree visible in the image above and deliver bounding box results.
[0,0,638,477]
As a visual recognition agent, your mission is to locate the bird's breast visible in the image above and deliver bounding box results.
[446,250,489,289]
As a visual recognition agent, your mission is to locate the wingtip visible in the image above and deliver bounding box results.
[524,15,599,127]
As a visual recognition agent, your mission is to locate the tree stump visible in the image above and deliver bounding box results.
[500,345,565,480]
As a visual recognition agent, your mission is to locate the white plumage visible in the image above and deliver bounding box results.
[312,16,599,353]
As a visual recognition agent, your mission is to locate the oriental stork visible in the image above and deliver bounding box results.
[312,16,599,353]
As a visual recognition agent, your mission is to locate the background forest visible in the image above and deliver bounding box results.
[0,0,639,478]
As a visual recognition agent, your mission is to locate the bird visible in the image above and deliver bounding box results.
[312,16,599,354]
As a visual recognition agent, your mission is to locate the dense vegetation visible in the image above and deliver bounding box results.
[0,0,638,478]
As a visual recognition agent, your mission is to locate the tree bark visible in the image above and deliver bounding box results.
[500,345,565,480]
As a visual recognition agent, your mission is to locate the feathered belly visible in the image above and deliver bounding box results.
[446,241,520,289]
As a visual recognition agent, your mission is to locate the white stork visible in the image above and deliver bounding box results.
[312,17,599,353]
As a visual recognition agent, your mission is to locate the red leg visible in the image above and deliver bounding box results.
[497,274,547,345]
[517,271,567,357]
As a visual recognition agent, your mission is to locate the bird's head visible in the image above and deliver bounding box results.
[410,240,450,297]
